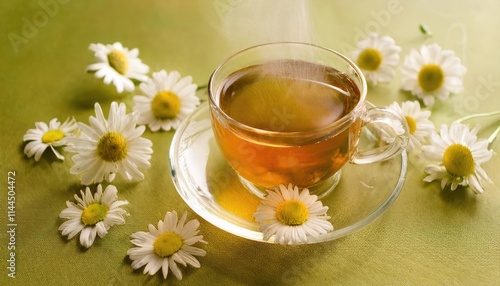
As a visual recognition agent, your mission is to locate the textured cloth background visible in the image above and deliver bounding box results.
[0,1,499,285]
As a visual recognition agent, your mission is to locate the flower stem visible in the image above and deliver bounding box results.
[419,24,433,36]
[456,110,500,123]
[455,111,500,146]
[488,125,500,146]
[197,84,207,91]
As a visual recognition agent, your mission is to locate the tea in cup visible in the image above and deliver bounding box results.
[208,42,408,198]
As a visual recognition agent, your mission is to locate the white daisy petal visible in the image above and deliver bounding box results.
[58,184,128,248]
[128,246,154,259]
[127,211,207,280]
[130,232,157,247]
[422,121,494,194]
[254,184,333,245]
[49,145,65,160]
[385,101,435,153]
[169,257,183,280]
[66,101,152,185]
[131,253,156,270]
[59,218,85,239]
[144,256,163,276]
[351,33,401,85]
[59,203,83,218]
[400,43,466,107]
[23,117,78,161]
[101,70,114,83]
[132,69,200,132]
[95,221,109,238]
[161,258,170,279]
[35,121,48,131]
[86,42,149,93]
[468,174,484,194]
[79,226,97,248]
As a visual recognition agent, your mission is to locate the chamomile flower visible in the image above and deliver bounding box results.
[23,117,77,161]
[386,101,435,153]
[133,70,200,131]
[58,184,129,248]
[127,211,207,280]
[422,121,494,194]
[66,101,153,185]
[86,42,149,93]
[401,43,466,106]
[351,33,401,85]
[253,184,333,245]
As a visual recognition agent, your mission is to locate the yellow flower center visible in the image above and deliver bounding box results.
[443,143,475,177]
[153,232,183,258]
[81,203,109,226]
[97,131,128,162]
[276,200,309,226]
[418,64,444,92]
[405,116,417,135]
[108,50,129,75]
[41,130,64,143]
[151,91,181,119]
[357,48,383,71]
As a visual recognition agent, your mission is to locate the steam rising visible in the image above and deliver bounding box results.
[219,0,316,49]
[212,0,353,123]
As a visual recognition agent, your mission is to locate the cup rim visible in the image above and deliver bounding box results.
[208,41,368,137]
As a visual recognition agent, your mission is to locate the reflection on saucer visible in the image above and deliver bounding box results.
[170,102,407,243]
[206,138,261,223]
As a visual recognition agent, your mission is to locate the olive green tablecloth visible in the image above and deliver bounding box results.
[1,1,499,285]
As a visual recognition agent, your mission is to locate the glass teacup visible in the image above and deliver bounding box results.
[208,42,408,198]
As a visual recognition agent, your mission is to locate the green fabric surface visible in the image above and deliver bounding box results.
[1,0,499,285]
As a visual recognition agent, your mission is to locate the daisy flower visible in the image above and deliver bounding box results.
[386,101,435,153]
[133,70,200,131]
[351,33,401,85]
[127,211,207,280]
[86,42,149,93]
[66,101,153,185]
[253,184,333,245]
[401,43,466,106]
[422,121,494,194]
[58,184,129,248]
[23,117,77,161]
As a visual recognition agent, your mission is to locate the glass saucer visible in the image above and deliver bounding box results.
[169,102,407,244]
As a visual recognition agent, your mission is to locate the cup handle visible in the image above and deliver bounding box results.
[350,107,409,165]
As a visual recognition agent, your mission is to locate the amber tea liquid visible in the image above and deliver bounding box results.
[211,60,362,189]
